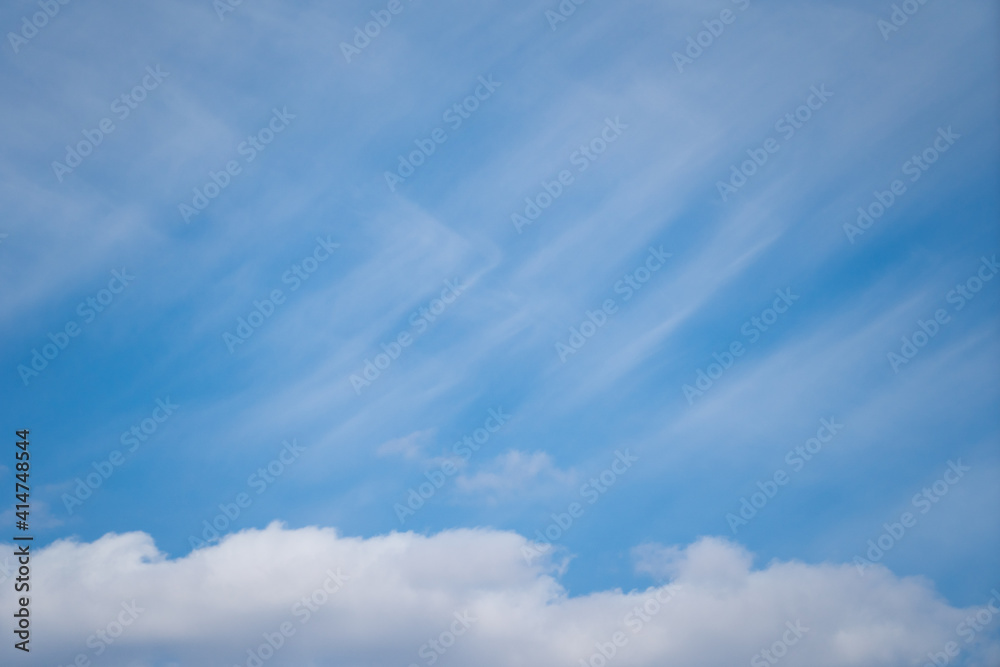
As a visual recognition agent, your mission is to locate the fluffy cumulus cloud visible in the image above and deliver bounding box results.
[2,525,998,667]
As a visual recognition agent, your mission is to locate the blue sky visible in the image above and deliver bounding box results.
[1,0,999,665]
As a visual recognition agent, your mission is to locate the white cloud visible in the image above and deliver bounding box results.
[376,429,435,461]
[456,450,575,495]
[1,525,995,667]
